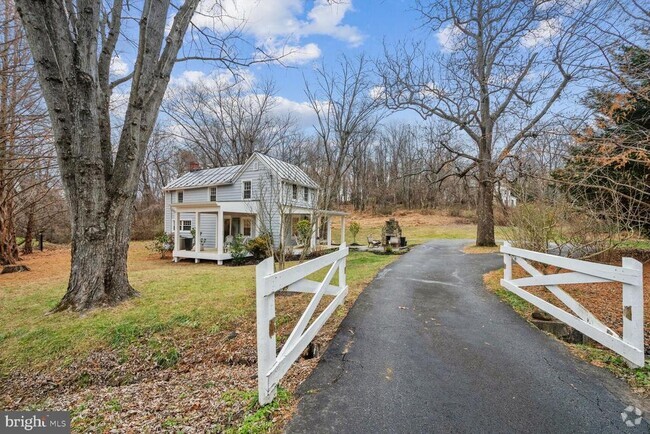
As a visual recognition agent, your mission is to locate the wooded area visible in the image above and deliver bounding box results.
[0,0,648,311]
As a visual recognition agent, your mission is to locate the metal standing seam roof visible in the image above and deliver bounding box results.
[163,153,320,190]
[253,153,319,189]
[163,164,242,189]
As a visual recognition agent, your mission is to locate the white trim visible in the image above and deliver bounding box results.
[242,179,252,200]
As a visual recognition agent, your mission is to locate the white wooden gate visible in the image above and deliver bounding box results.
[500,242,645,367]
[256,244,349,405]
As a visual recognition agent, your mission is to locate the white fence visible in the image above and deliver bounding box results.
[256,244,349,405]
[500,242,645,367]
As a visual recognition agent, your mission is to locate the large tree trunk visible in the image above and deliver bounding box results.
[15,0,201,311]
[54,194,138,311]
[476,159,496,247]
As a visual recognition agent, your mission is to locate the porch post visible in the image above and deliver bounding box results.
[194,211,201,262]
[310,211,317,248]
[217,208,224,265]
[326,217,332,247]
[174,210,180,262]
[340,215,346,245]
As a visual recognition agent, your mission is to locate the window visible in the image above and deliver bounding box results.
[209,187,217,202]
[292,184,298,200]
[243,218,252,236]
[303,186,309,202]
[243,180,252,199]
[180,220,192,231]
[177,191,183,203]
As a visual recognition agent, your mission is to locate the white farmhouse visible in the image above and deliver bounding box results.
[163,152,346,264]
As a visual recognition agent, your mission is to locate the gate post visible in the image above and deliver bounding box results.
[256,257,277,404]
[339,242,347,291]
[622,257,644,368]
[503,241,512,281]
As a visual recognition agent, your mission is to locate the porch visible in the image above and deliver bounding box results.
[170,203,347,264]
[170,202,257,264]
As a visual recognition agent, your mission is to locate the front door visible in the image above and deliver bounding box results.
[224,217,231,238]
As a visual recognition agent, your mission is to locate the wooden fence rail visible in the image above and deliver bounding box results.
[500,242,644,368]
[256,244,349,405]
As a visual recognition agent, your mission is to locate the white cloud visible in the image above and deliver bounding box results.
[270,96,319,129]
[436,23,465,53]
[169,69,256,90]
[110,55,129,76]
[260,42,322,66]
[521,18,561,48]
[192,0,363,64]
[300,0,363,47]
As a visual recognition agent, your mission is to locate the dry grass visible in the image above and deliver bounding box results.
[333,209,503,245]
[463,244,502,254]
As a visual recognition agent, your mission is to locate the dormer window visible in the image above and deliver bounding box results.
[243,180,252,199]
[177,191,183,203]
[303,186,309,202]
[292,184,298,200]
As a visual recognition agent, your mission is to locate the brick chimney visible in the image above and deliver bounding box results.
[189,161,201,172]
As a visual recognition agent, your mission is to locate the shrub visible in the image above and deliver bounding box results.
[349,221,361,244]
[295,219,312,246]
[247,234,272,260]
[230,234,248,265]
[503,200,622,258]
[384,244,393,254]
[147,232,174,259]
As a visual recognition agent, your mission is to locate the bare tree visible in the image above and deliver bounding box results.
[0,0,53,266]
[14,0,266,310]
[379,0,597,245]
[306,54,386,210]
[163,77,297,166]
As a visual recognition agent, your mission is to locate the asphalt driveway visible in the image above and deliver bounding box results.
[286,239,649,433]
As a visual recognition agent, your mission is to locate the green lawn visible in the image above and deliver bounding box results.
[0,242,397,374]
[1,213,494,375]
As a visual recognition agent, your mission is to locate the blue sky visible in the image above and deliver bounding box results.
[143,1,429,128]
[109,0,592,131]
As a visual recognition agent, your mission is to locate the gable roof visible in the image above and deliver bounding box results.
[164,164,241,189]
[163,153,319,190]
[247,153,319,189]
